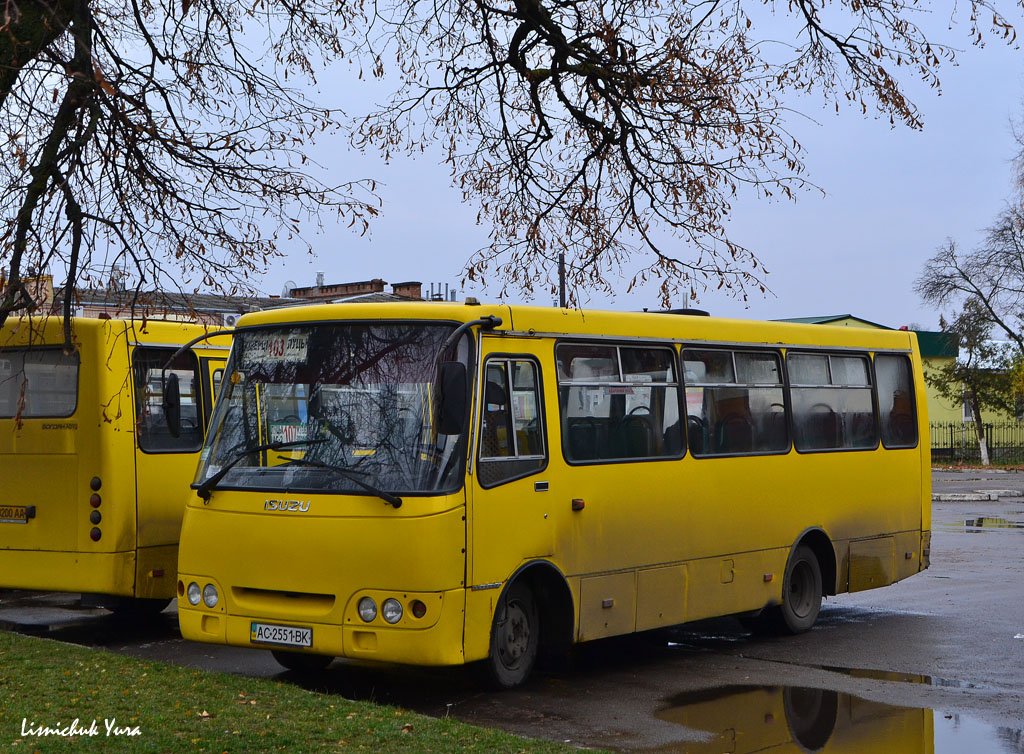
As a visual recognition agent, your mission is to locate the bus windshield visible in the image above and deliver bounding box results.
[194,322,468,496]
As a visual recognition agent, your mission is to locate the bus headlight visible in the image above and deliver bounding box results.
[382,598,403,624]
[202,583,219,608]
[358,597,377,622]
[187,582,202,606]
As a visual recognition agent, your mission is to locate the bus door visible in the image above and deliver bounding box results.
[131,345,206,557]
[0,344,82,554]
[469,349,552,588]
[200,354,227,421]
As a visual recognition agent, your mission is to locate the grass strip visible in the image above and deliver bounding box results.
[0,631,579,753]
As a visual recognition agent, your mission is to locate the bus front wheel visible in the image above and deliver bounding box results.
[271,650,333,673]
[778,545,823,634]
[482,582,539,689]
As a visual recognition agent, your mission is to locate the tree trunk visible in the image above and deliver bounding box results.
[970,390,990,466]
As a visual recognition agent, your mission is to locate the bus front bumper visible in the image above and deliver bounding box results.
[178,587,468,667]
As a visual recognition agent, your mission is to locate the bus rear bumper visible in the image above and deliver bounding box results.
[0,548,138,597]
[179,587,468,667]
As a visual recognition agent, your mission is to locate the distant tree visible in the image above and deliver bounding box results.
[925,299,1017,465]
[916,207,1024,354]
[1,0,1020,342]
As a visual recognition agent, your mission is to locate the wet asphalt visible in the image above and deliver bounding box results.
[2,468,1023,751]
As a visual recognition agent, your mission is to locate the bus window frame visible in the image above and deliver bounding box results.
[133,345,205,455]
[197,318,475,498]
[786,349,881,455]
[555,338,685,467]
[199,356,226,431]
[476,353,549,489]
[0,346,80,419]
[873,351,920,450]
[681,345,791,459]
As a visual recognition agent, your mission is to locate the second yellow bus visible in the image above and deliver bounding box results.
[177,302,929,684]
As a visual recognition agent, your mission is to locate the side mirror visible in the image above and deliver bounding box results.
[163,372,182,438]
[437,362,467,435]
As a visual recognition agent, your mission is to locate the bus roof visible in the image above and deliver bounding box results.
[1,316,228,350]
[233,301,918,352]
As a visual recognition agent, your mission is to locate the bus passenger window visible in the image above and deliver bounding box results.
[557,343,682,462]
[789,352,877,452]
[0,348,79,418]
[478,358,546,486]
[876,354,917,448]
[682,349,788,457]
[133,347,204,453]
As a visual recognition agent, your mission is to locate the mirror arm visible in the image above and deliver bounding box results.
[159,328,235,398]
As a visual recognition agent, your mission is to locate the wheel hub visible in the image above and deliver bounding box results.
[498,602,529,667]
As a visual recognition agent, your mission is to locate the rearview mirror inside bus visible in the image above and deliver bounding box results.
[163,372,182,438]
[437,361,467,435]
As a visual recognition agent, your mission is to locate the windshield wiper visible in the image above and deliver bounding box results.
[194,439,327,501]
[276,456,403,509]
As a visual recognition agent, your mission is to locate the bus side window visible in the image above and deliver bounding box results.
[875,354,917,448]
[478,358,546,487]
[789,352,877,452]
[0,348,79,419]
[133,347,204,453]
[557,343,683,462]
[682,348,788,457]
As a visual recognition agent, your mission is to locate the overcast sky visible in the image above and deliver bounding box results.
[257,20,1024,333]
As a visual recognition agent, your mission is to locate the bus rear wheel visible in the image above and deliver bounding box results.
[777,545,823,634]
[271,650,333,673]
[481,582,538,689]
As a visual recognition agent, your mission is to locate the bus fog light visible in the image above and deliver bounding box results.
[358,597,377,622]
[187,582,202,605]
[411,600,427,619]
[202,583,219,608]
[382,598,403,624]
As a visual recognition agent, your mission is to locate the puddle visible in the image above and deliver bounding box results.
[643,685,1021,753]
[937,517,1024,532]
[963,517,1024,530]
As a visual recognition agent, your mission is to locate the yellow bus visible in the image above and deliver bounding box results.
[177,302,929,684]
[0,316,229,613]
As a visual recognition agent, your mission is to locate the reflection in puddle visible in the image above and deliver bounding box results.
[643,685,1021,753]
[817,665,979,690]
[963,517,1024,530]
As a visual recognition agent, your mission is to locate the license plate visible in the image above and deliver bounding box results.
[0,505,34,524]
[250,622,312,648]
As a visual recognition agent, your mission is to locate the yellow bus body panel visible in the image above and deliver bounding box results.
[0,316,227,598]
[177,489,467,662]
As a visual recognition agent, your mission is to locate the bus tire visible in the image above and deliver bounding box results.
[271,650,333,673]
[481,581,539,689]
[783,686,838,751]
[778,545,823,634]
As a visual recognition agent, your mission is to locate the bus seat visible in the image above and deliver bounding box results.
[715,414,752,453]
[888,412,915,445]
[480,380,509,457]
[765,410,787,449]
[616,415,653,458]
[687,415,705,455]
[567,417,599,461]
[663,420,683,455]
[807,408,841,449]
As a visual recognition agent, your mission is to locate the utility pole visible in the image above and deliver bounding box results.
[558,253,566,308]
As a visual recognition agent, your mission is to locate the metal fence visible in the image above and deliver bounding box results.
[930,421,1024,464]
